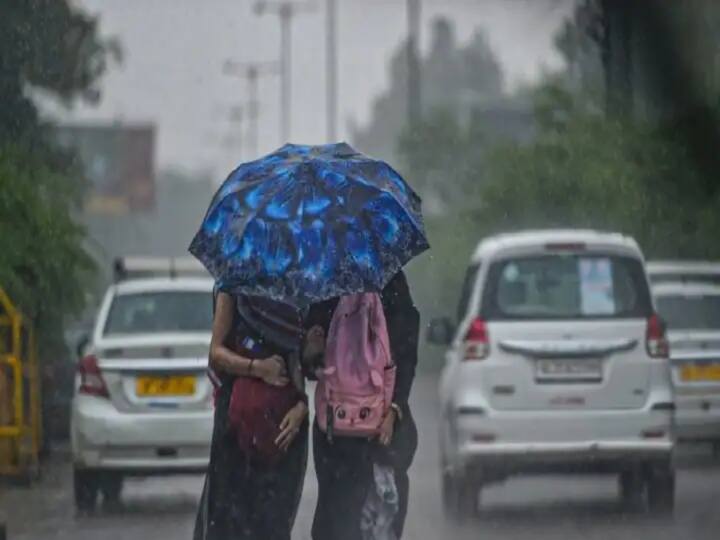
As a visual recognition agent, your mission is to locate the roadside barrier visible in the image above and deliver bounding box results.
[0,287,41,481]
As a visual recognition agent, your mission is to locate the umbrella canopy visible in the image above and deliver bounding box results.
[189,142,429,306]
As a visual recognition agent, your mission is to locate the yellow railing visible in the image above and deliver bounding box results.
[0,287,41,479]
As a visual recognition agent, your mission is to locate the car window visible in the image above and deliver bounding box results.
[457,263,480,321]
[656,294,720,331]
[104,291,213,335]
[483,254,652,320]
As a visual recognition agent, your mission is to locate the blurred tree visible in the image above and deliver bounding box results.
[0,0,115,384]
[481,81,720,259]
[401,4,720,370]
[0,145,94,332]
[351,17,504,162]
[0,0,119,141]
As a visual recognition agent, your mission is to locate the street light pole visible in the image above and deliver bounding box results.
[326,0,338,142]
[223,60,279,157]
[254,1,314,145]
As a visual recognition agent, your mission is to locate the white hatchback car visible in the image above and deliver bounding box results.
[653,282,720,452]
[428,230,675,518]
[71,261,214,511]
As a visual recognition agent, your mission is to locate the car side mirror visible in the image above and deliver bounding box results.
[426,317,455,346]
[76,334,90,359]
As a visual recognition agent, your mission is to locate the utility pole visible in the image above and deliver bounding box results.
[254,1,315,144]
[326,0,338,142]
[228,105,245,159]
[407,0,422,124]
[223,60,279,157]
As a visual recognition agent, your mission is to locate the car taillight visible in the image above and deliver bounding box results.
[463,318,489,361]
[78,355,110,398]
[646,314,669,359]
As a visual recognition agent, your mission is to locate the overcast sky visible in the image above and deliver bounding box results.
[50,0,574,178]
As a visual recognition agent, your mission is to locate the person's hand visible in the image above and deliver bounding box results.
[304,325,326,359]
[275,401,307,451]
[378,407,398,446]
[256,355,289,387]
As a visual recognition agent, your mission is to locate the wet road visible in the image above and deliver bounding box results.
[3,373,720,540]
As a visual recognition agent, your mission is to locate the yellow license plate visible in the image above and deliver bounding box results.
[680,364,720,382]
[136,376,196,397]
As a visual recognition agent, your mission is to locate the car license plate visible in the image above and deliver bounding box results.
[136,375,196,397]
[536,358,602,381]
[680,363,720,382]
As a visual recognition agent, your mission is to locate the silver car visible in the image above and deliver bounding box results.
[653,282,720,453]
[428,230,675,519]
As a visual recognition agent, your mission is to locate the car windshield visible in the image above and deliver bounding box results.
[484,254,651,320]
[104,291,213,335]
[656,294,720,331]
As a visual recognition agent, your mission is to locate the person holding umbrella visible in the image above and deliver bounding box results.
[189,143,429,540]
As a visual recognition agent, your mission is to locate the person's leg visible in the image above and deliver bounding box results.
[311,422,373,540]
[389,412,418,539]
[257,422,309,540]
[393,468,410,539]
[311,421,334,540]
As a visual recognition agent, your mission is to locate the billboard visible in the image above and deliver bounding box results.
[53,123,156,214]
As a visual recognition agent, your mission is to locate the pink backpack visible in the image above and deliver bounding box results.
[315,293,396,440]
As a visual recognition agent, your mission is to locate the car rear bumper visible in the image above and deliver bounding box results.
[72,395,213,473]
[453,440,673,479]
[675,407,720,442]
[447,407,674,475]
[458,440,672,464]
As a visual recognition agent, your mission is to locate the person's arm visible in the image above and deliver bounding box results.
[385,272,420,411]
[210,292,289,386]
[378,272,420,445]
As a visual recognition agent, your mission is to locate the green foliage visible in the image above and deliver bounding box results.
[0,0,114,359]
[481,83,720,259]
[398,80,720,347]
[397,109,482,207]
[0,145,95,351]
[0,0,119,140]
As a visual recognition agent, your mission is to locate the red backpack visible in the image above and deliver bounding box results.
[227,335,299,464]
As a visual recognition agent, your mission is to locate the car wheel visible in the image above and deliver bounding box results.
[619,469,645,510]
[100,473,124,508]
[442,472,479,521]
[74,468,99,513]
[646,464,675,514]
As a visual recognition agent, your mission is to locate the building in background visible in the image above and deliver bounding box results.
[54,123,156,215]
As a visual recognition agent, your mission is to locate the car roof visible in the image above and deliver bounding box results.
[646,260,720,276]
[111,277,214,295]
[471,229,641,263]
[652,281,720,297]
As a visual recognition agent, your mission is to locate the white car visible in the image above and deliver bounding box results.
[647,260,720,285]
[71,259,214,511]
[427,230,675,519]
[653,282,720,452]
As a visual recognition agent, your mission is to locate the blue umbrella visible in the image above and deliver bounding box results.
[189,143,429,306]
